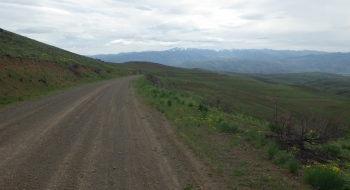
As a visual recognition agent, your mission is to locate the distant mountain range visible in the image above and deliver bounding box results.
[91,48,350,75]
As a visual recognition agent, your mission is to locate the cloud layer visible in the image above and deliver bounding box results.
[1,0,349,55]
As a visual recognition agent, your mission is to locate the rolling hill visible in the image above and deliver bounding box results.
[180,53,350,75]
[0,29,132,106]
[91,48,327,67]
[91,48,350,75]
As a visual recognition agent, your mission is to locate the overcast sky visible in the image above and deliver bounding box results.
[1,0,350,55]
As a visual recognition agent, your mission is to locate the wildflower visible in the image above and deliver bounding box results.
[291,146,299,151]
[330,166,340,172]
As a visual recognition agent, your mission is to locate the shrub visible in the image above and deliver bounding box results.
[244,130,265,148]
[234,168,244,176]
[198,103,208,112]
[146,74,167,89]
[184,184,193,190]
[275,152,288,165]
[94,67,102,74]
[288,159,301,175]
[67,65,81,76]
[160,91,167,98]
[160,100,164,105]
[73,63,80,69]
[188,102,194,108]
[216,117,225,123]
[0,77,3,82]
[167,99,172,107]
[322,143,342,157]
[267,141,279,160]
[304,165,347,190]
[219,121,238,133]
[151,88,159,94]
[270,109,343,150]
[38,77,47,85]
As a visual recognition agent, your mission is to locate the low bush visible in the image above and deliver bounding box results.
[67,65,81,76]
[322,143,342,157]
[304,165,347,190]
[198,103,208,112]
[274,152,288,165]
[270,110,343,150]
[94,67,102,74]
[188,102,194,108]
[267,141,278,160]
[160,91,167,98]
[244,130,265,148]
[288,159,301,175]
[219,121,238,133]
[167,99,172,107]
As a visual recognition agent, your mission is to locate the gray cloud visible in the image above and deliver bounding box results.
[0,0,349,55]
[16,27,55,34]
[135,5,152,11]
[258,36,271,39]
[240,13,265,20]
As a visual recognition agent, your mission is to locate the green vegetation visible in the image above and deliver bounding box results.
[2,26,349,190]
[267,141,279,160]
[183,184,193,190]
[134,76,306,189]
[288,159,301,175]
[127,63,350,126]
[233,72,350,98]
[0,29,132,107]
[274,151,290,165]
[322,143,342,157]
[304,165,348,190]
[218,120,238,133]
[130,62,350,189]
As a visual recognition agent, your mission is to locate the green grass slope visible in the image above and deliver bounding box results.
[124,62,350,128]
[131,62,350,189]
[0,29,132,106]
[233,72,350,98]
[180,58,287,73]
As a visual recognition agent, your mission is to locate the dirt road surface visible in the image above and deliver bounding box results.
[0,76,221,190]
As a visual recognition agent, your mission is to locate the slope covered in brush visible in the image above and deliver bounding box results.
[0,29,131,106]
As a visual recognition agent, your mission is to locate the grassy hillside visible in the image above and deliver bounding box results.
[125,62,350,126]
[0,29,132,106]
[180,58,287,73]
[232,72,350,98]
[130,62,350,189]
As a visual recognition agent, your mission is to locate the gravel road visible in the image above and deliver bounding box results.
[0,76,220,189]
